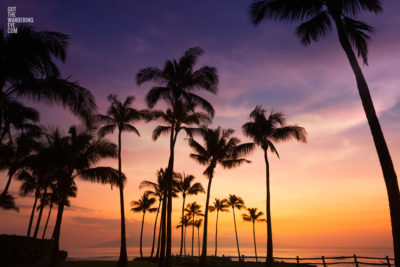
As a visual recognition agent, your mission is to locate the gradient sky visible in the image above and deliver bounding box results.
[1,0,400,256]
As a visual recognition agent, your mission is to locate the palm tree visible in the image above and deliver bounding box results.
[0,26,96,128]
[209,198,229,257]
[176,215,191,257]
[189,127,254,262]
[140,168,167,258]
[176,173,205,256]
[185,202,203,257]
[96,94,148,266]
[131,193,158,258]
[137,47,217,267]
[242,106,306,264]
[47,126,125,266]
[249,1,400,265]
[227,194,246,260]
[194,219,203,257]
[242,208,266,262]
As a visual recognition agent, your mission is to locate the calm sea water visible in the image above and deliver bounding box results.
[67,246,394,265]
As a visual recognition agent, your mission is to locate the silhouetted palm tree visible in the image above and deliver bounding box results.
[194,219,203,257]
[137,47,217,267]
[47,126,124,266]
[242,106,306,264]
[227,195,245,260]
[96,94,147,266]
[176,173,205,256]
[249,1,400,265]
[185,202,203,257]
[189,127,254,262]
[209,198,229,256]
[131,193,158,258]
[242,208,266,262]
[176,214,191,257]
[0,26,96,129]
[140,168,167,258]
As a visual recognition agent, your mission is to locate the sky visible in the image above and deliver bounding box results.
[1,0,400,257]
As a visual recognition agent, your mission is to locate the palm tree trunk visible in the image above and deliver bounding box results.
[200,173,214,264]
[27,188,39,237]
[42,202,53,239]
[179,195,186,257]
[158,183,168,266]
[156,201,164,259]
[264,149,273,266]
[197,226,200,257]
[33,187,47,239]
[191,214,195,257]
[253,222,258,263]
[50,201,65,266]
[184,224,187,256]
[151,200,161,258]
[163,128,176,267]
[215,210,219,257]
[334,18,400,267]
[117,129,128,267]
[232,207,241,260]
[140,212,145,258]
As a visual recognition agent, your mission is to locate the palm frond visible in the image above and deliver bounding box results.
[296,11,332,45]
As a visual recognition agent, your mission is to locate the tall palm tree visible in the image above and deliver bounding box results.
[96,94,148,266]
[131,193,158,258]
[176,214,191,257]
[137,47,217,267]
[185,202,203,257]
[249,1,400,265]
[47,126,124,266]
[0,26,96,125]
[146,101,210,265]
[227,194,246,260]
[176,173,205,256]
[242,208,266,262]
[242,106,306,264]
[189,127,254,262]
[194,219,203,257]
[209,198,229,257]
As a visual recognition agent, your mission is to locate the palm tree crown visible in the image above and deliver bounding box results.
[136,47,218,116]
[96,94,148,138]
[177,173,205,198]
[131,194,158,214]
[242,106,306,154]
[242,208,266,223]
[189,127,254,179]
[249,0,381,65]
[227,195,245,210]
[209,198,229,213]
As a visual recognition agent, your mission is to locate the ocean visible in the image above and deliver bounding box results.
[66,246,394,265]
